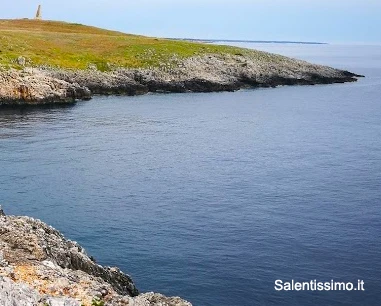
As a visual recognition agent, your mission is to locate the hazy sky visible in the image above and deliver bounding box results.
[2,0,381,43]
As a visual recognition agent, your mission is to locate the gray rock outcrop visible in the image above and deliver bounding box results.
[0,52,362,107]
[0,209,191,306]
[48,53,361,96]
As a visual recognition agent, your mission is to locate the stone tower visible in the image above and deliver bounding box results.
[35,5,42,20]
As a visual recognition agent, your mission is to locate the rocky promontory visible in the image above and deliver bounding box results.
[0,19,363,107]
[0,207,192,306]
[0,53,361,106]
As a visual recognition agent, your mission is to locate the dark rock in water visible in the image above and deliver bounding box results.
[0,209,191,305]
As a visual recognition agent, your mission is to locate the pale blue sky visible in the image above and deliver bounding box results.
[2,0,381,43]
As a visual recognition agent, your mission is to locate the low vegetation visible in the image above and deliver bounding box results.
[0,19,275,71]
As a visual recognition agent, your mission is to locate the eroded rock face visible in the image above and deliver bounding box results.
[0,52,362,106]
[0,68,91,106]
[0,208,191,306]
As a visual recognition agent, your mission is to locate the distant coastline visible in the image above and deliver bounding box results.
[167,38,327,45]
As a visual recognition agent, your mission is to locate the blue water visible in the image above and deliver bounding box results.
[1,44,381,306]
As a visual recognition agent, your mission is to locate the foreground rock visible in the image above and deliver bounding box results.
[0,52,362,106]
[0,207,191,306]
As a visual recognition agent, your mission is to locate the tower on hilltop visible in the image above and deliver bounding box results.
[35,5,42,20]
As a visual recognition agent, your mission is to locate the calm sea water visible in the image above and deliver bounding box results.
[1,44,380,306]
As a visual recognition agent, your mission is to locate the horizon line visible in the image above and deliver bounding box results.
[167,38,327,45]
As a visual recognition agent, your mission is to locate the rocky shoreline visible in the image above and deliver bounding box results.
[0,207,192,306]
[0,53,362,107]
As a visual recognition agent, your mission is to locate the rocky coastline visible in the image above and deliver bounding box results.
[0,53,362,107]
[0,207,192,306]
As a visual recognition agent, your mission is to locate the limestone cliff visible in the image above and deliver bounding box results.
[0,207,191,306]
[0,69,91,106]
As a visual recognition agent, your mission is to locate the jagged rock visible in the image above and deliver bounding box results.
[0,208,191,306]
[0,215,138,296]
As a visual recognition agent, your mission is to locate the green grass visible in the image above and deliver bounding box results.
[0,19,275,71]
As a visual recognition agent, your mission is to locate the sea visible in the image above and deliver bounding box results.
[1,43,380,306]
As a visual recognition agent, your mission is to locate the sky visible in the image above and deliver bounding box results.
[2,0,381,43]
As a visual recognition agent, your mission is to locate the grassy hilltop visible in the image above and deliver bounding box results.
[0,19,265,71]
